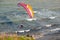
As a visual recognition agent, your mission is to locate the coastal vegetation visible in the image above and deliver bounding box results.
[0,33,34,40]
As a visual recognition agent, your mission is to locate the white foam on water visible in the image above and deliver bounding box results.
[45,24,52,27]
[15,30,24,33]
[25,11,39,13]
[49,16,57,19]
[24,29,30,32]
[34,11,39,13]
[26,18,37,21]
[50,28,60,32]
[15,29,30,33]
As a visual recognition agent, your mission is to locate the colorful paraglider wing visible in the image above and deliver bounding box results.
[17,3,34,18]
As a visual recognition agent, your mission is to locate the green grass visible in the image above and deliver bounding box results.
[0,35,35,40]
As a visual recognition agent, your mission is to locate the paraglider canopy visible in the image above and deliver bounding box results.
[17,2,34,18]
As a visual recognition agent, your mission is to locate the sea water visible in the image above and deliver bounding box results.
[0,2,60,35]
[0,8,60,33]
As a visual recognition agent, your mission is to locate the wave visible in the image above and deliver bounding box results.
[25,18,37,21]
[15,29,30,33]
[48,16,57,19]
[41,28,60,36]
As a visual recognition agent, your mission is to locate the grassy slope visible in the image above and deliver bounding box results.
[0,34,34,40]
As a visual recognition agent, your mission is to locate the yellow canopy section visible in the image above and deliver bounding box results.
[27,4,34,18]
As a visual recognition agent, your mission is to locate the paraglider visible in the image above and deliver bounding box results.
[17,2,34,18]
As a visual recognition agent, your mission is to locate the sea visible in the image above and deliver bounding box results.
[0,3,60,35]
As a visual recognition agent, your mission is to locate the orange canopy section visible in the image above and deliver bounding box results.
[27,4,34,18]
[17,2,34,18]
